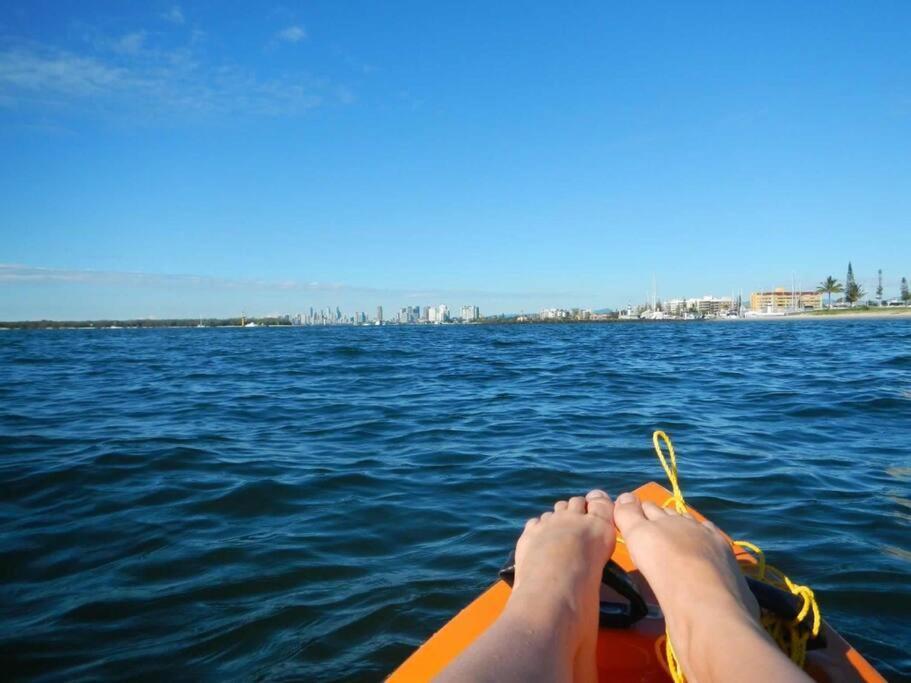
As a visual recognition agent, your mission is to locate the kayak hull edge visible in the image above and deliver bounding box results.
[389,481,884,683]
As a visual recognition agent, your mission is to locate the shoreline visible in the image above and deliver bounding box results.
[777,309,911,320]
[1,309,909,330]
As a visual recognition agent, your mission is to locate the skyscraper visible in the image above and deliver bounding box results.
[376,306,383,324]
[460,305,480,321]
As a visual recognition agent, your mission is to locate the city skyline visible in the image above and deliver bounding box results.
[3,3,910,319]
[294,303,479,325]
[2,261,910,321]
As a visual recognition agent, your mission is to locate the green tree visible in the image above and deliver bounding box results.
[902,277,910,303]
[845,262,863,306]
[816,276,843,309]
[846,281,865,305]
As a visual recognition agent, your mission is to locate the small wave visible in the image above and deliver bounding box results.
[491,338,533,348]
[844,396,908,412]
[330,345,366,357]
[185,479,303,518]
[3,321,910,680]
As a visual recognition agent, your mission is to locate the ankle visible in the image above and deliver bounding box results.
[673,604,767,681]
[505,584,578,645]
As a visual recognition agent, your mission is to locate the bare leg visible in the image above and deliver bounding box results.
[436,490,615,683]
[613,492,812,683]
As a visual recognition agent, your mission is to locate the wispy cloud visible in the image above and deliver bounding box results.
[276,25,307,43]
[111,32,146,55]
[0,33,350,119]
[0,44,124,100]
[0,264,564,300]
[161,6,185,25]
[0,264,355,292]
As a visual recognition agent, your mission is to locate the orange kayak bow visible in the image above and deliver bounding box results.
[390,481,884,682]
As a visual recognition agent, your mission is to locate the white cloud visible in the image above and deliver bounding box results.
[334,85,355,104]
[161,6,185,24]
[112,32,146,55]
[0,44,125,99]
[0,264,353,291]
[277,25,307,43]
[0,264,558,300]
[0,39,341,118]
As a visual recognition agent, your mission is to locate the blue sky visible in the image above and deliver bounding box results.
[2,1,910,319]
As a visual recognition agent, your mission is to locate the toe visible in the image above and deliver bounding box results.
[585,490,614,522]
[554,500,568,512]
[567,496,586,513]
[540,511,553,522]
[642,501,666,520]
[613,492,648,536]
[525,517,538,530]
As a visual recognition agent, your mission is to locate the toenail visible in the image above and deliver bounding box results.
[586,489,608,500]
[617,492,636,504]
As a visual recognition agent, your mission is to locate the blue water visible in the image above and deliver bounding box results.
[1,322,909,681]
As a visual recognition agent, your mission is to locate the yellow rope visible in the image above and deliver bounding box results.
[648,431,822,682]
[653,430,687,514]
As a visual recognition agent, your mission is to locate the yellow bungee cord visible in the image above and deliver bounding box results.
[649,430,821,682]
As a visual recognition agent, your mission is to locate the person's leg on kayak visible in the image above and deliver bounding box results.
[436,490,811,683]
[436,490,616,683]
[612,491,811,682]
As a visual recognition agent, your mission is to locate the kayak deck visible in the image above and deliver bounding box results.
[389,481,883,682]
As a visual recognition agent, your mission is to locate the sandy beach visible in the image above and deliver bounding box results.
[787,309,911,320]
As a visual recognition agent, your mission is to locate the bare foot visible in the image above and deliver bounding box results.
[436,491,615,683]
[614,492,810,683]
[508,490,616,683]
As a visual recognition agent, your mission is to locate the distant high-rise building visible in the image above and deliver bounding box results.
[460,305,480,321]
[376,306,383,323]
[749,289,821,312]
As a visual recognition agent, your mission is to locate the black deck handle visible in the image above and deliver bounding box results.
[745,577,827,650]
[498,551,827,646]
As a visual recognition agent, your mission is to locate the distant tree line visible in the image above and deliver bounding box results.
[0,317,293,330]
[817,262,910,308]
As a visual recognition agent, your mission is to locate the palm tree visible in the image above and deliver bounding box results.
[847,281,865,306]
[816,276,843,309]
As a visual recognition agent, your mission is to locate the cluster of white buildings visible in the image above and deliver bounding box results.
[397,304,479,323]
[393,305,452,323]
[540,308,593,320]
[530,308,612,321]
[294,304,481,326]
[664,296,735,316]
[297,306,364,325]
[618,295,742,320]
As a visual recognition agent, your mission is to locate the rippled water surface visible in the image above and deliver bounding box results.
[2,322,910,681]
